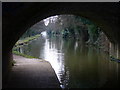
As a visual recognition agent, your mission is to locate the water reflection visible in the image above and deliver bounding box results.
[14,36,120,88]
[43,38,65,81]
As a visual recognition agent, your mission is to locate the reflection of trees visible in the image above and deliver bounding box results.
[46,36,69,88]
[48,36,63,51]
[59,67,69,88]
[63,40,102,88]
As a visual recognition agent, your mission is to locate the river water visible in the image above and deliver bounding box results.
[14,35,120,88]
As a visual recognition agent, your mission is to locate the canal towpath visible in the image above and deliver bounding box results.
[6,55,61,88]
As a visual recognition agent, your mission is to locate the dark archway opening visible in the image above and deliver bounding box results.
[2,2,120,88]
[10,14,119,88]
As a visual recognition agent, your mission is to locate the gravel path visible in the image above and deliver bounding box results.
[6,55,61,88]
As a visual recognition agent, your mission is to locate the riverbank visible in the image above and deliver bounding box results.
[6,55,61,88]
[14,34,41,49]
[12,34,41,58]
[12,51,41,59]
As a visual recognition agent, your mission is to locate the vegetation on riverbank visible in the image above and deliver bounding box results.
[12,34,41,59]
[12,15,119,62]
[110,55,120,63]
[14,34,41,48]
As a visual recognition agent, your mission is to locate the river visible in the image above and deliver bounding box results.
[14,34,120,88]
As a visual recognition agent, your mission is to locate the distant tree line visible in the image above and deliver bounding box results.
[20,15,101,44]
[44,15,100,44]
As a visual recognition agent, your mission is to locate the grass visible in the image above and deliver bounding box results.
[15,34,41,47]
[13,34,42,59]
[13,51,40,59]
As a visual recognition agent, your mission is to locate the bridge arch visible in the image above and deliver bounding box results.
[2,2,120,86]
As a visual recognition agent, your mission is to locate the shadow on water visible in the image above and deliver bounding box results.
[14,36,120,88]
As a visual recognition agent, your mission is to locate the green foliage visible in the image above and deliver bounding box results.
[75,16,93,25]
[62,28,70,38]
[13,34,41,59]
[20,28,41,39]
[20,15,101,46]
[87,24,99,43]
[15,34,41,47]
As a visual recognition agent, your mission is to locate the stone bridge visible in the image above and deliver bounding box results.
[2,2,120,86]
